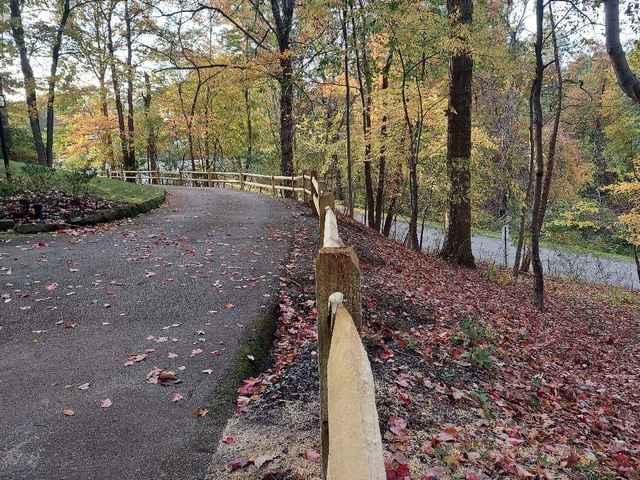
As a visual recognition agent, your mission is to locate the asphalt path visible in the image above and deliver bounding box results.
[0,187,296,480]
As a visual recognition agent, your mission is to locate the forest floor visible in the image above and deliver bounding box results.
[210,211,640,480]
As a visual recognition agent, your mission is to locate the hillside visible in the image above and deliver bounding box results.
[211,212,640,480]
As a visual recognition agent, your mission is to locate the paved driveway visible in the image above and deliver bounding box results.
[0,187,296,480]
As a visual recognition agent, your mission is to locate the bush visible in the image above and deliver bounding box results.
[19,163,57,194]
[61,167,97,197]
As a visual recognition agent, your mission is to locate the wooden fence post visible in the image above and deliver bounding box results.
[319,194,335,244]
[240,173,245,191]
[271,175,276,197]
[315,244,362,479]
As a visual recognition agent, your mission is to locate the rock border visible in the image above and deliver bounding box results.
[0,189,166,234]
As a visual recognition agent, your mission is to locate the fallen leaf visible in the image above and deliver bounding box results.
[228,457,251,472]
[304,448,320,463]
[171,392,183,402]
[193,407,209,417]
[100,399,112,408]
[63,409,75,416]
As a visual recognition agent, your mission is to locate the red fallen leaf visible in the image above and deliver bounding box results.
[100,399,112,408]
[388,416,407,436]
[238,378,260,396]
[170,392,183,402]
[222,436,236,445]
[395,373,413,388]
[228,457,252,472]
[378,344,394,361]
[63,409,75,416]
[223,303,235,309]
[158,370,177,382]
[46,283,58,292]
[304,448,321,463]
[192,407,209,417]
[190,348,203,357]
[435,425,459,442]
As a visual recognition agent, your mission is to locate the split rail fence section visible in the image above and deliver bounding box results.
[109,170,385,479]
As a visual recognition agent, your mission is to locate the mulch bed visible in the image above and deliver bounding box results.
[0,191,127,224]
[214,209,640,480]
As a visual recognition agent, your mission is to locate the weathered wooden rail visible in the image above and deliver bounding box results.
[108,169,384,479]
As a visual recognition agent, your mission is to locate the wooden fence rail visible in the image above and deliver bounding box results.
[106,169,384,479]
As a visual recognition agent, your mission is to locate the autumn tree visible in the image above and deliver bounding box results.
[440,0,475,267]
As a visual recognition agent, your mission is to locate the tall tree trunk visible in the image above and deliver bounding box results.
[124,0,136,172]
[104,4,129,170]
[539,5,562,225]
[270,0,296,185]
[244,86,253,171]
[278,52,294,180]
[374,47,394,232]
[604,0,640,104]
[0,75,12,178]
[382,196,397,237]
[9,0,47,166]
[513,82,536,277]
[530,0,545,310]
[45,0,71,167]
[440,0,475,267]
[98,73,115,170]
[143,73,157,176]
[341,2,354,218]
[349,0,375,228]
[634,245,640,285]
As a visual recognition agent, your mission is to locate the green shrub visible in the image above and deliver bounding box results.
[61,167,97,197]
[19,164,57,193]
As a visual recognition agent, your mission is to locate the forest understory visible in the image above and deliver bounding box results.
[210,209,640,480]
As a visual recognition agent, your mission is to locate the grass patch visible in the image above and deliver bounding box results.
[87,176,162,205]
[1,160,162,206]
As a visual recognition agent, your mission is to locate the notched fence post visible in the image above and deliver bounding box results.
[315,241,362,479]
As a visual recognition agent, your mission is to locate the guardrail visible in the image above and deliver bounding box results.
[107,169,385,479]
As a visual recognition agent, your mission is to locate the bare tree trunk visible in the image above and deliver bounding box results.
[513,82,536,277]
[44,0,71,167]
[104,3,129,170]
[440,0,475,267]
[143,73,157,177]
[530,0,545,310]
[341,2,354,218]
[540,5,562,225]
[9,0,47,166]
[634,245,640,285]
[244,86,253,171]
[124,0,136,172]
[604,0,640,104]
[98,73,115,170]
[382,196,397,237]
[349,0,375,228]
[270,0,296,185]
[374,47,394,232]
[0,75,12,178]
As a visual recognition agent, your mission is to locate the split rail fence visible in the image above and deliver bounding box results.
[109,170,385,479]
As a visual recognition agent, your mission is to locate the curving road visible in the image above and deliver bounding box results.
[0,187,297,480]
[355,212,639,290]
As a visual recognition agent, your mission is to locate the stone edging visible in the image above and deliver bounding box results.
[0,190,166,234]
